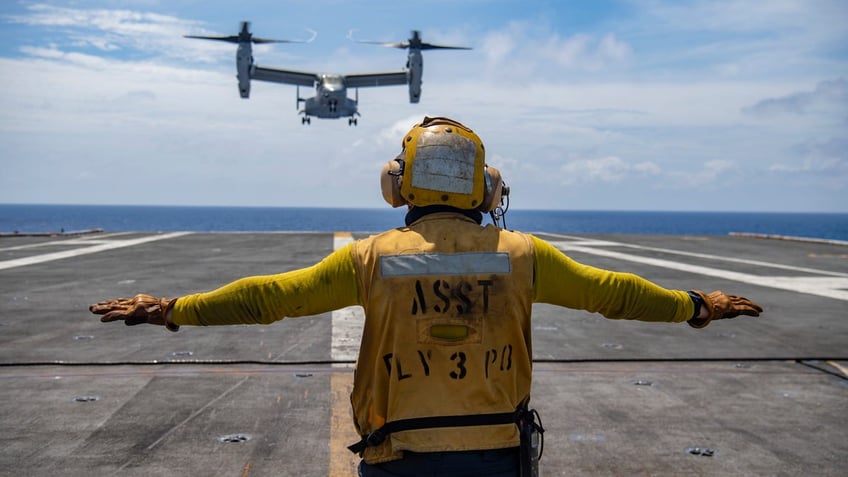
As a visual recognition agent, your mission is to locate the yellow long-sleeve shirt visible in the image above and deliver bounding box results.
[171,234,693,326]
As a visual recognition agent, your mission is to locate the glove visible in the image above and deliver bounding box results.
[89,294,179,332]
[687,290,763,329]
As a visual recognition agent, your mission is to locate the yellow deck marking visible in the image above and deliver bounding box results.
[329,371,359,476]
[329,232,363,475]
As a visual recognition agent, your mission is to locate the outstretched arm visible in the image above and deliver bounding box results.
[90,243,360,329]
[530,236,761,327]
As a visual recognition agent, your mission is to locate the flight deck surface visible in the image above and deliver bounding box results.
[1,231,845,476]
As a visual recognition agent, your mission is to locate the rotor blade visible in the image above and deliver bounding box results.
[184,35,240,43]
[252,38,298,44]
[347,29,406,48]
[356,40,410,49]
[418,43,472,50]
[184,35,301,44]
[253,28,316,44]
[251,28,318,44]
[361,41,472,50]
[350,29,471,50]
[186,25,315,45]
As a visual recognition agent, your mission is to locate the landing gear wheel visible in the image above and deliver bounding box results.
[348,118,358,126]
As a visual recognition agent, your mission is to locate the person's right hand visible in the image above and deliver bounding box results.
[687,290,763,329]
[89,294,179,332]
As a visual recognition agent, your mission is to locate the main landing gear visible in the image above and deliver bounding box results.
[302,116,311,125]
[348,118,358,126]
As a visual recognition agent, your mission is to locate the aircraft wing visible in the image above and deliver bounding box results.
[344,71,408,88]
[251,66,317,87]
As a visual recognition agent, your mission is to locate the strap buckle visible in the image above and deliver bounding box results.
[366,429,387,447]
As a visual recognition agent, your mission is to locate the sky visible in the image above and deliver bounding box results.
[0,0,846,212]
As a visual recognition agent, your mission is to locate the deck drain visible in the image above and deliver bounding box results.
[600,343,623,350]
[686,447,715,457]
[218,434,251,443]
[74,335,94,340]
[734,363,752,369]
[170,351,194,357]
[73,395,99,402]
[295,373,313,378]
[632,380,654,386]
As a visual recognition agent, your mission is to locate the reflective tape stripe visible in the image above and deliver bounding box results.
[380,252,511,277]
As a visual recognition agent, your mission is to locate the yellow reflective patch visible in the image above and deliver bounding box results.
[429,324,469,340]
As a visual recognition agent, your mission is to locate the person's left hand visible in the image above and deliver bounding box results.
[89,294,179,332]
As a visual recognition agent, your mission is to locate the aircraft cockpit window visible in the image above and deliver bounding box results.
[324,76,344,91]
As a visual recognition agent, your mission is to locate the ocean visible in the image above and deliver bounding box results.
[1,204,847,242]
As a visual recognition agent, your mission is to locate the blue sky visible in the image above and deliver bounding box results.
[1,0,846,212]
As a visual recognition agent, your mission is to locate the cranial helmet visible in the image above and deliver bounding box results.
[381,116,506,212]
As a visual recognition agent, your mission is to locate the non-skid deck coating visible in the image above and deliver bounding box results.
[1,231,846,476]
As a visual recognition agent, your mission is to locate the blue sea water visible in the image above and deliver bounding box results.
[1,204,847,241]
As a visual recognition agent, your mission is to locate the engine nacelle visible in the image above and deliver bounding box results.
[407,49,423,104]
[236,42,252,98]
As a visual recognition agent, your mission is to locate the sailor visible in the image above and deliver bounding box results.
[90,116,763,477]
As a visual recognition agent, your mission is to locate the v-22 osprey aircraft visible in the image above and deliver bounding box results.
[185,22,471,125]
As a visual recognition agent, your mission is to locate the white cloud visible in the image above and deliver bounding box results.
[769,137,848,174]
[642,0,846,35]
[375,114,425,148]
[479,22,634,83]
[559,156,661,185]
[743,77,848,116]
[6,3,227,63]
[699,160,736,181]
[597,33,632,62]
[480,29,515,64]
[20,45,113,68]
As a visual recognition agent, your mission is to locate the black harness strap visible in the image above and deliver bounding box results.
[347,410,520,455]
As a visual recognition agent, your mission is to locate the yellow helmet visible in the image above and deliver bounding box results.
[381,116,505,212]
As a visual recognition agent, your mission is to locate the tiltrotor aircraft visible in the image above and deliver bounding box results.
[185,22,471,125]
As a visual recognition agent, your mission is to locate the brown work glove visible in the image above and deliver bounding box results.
[89,294,179,332]
[687,290,763,329]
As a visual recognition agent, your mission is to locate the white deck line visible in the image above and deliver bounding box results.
[549,240,848,302]
[544,233,848,278]
[331,233,364,363]
[0,232,193,271]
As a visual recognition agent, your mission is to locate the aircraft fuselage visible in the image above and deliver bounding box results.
[301,75,358,119]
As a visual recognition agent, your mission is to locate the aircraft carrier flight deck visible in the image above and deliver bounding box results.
[1,231,845,476]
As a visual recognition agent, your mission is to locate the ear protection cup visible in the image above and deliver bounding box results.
[479,166,505,212]
[380,158,406,207]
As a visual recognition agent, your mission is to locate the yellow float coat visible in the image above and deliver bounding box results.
[171,212,694,463]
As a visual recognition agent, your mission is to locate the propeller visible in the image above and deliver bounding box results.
[184,21,316,44]
[352,30,471,50]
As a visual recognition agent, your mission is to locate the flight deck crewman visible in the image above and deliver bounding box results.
[90,116,763,477]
